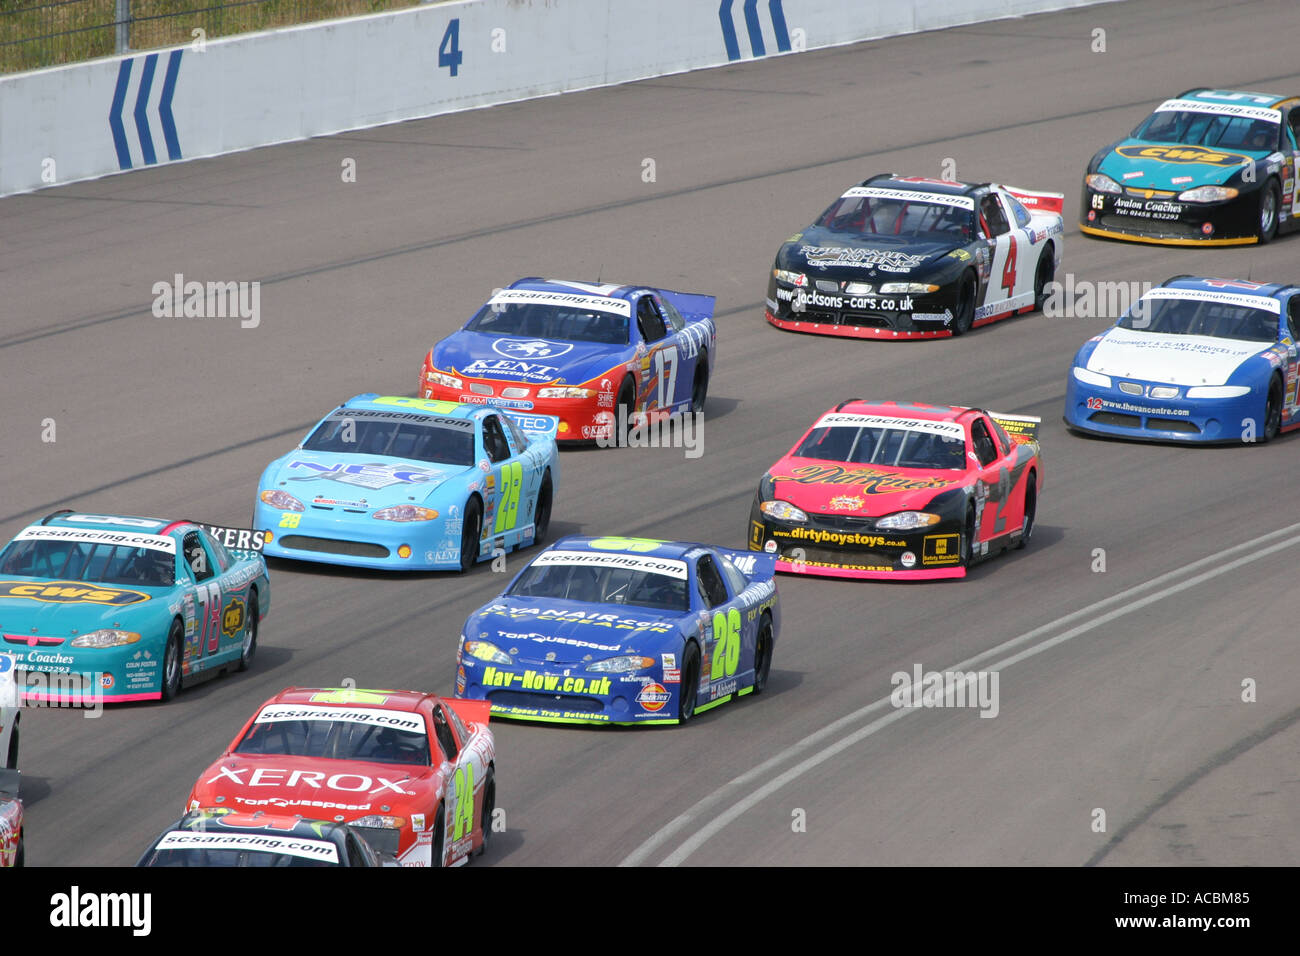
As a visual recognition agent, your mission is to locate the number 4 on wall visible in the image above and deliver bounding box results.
[439,19,463,76]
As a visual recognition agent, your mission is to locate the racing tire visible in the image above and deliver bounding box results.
[614,377,636,447]
[236,591,258,672]
[951,273,976,336]
[1260,378,1283,444]
[532,473,553,548]
[678,642,700,723]
[478,767,496,857]
[690,359,709,415]
[961,504,978,569]
[5,715,17,770]
[459,498,482,573]
[160,619,183,703]
[1016,477,1037,550]
[1257,180,1281,244]
[433,801,445,868]
[752,615,774,695]
[1033,247,1055,311]
[13,831,23,869]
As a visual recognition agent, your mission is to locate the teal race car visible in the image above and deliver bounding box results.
[1080,88,1300,245]
[0,512,269,703]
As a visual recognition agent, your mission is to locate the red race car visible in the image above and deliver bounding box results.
[747,401,1043,580]
[188,687,495,867]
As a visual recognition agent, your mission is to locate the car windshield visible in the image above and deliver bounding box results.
[507,563,689,612]
[465,303,628,345]
[1119,298,1278,342]
[140,847,337,867]
[1133,110,1278,152]
[0,540,174,586]
[794,425,967,470]
[235,716,431,766]
[303,415,473,467]
[816,196,974,240]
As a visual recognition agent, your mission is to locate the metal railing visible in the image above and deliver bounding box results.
[0,0,424,73]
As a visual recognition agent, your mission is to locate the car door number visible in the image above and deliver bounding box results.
[493,461,522,534]
[710,608,741,679]
[652,345,679,408]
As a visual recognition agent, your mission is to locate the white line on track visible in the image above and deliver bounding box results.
[620,520,1300,867]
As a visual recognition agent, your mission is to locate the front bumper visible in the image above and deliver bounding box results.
[257,501,468,571]
[3,638,163,703]
[1063,373,1264,443]
[1079,187,1259,246]
[456,658,679,725]
[765,276,960,339]
[746,506,967,581]
[422,374,616,443]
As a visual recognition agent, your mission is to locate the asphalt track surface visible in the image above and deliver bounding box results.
[4,0,1300,868]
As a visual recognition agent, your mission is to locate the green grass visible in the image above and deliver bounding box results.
[0,0,428,74]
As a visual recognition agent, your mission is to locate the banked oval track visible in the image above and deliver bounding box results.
[3,0,1300,867]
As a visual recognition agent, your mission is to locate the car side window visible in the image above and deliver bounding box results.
[971,419,999,467]
[655,294,686,332]
[182,531,215,582]
[637,297,668,343]
[345,833,370,867]
[502,415,529,451]
[989,419,1013,456]
[717,554,750,595]
[695,555,729,608]
[1005,194,1032,229]
[1288,297,1300,341]
[1285,109,1300,150]
[979,195,1010,237]
[431,704,459,761]
[482,416,511,463]
[200,529,233,573]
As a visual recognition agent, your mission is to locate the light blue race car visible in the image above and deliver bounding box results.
[256,395,560,571]
[1064,276,1300,443]
[0,512,269,703]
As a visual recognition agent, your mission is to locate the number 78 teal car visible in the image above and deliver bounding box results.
[256,395,560,571]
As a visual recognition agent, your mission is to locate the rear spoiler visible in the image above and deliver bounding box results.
[1002,186,1064,216]
[989,413,1042,444]
[445,697,491,728]
[658,290,717,324]
[503,412,560,443]
[716,547,777,583]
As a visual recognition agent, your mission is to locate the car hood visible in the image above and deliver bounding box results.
[767,457,966,516]
[1096,138,1272,190]
[778,228,957,279]
[433,330,627,386]
[1085,328,1270,386]
[263,450,473,509]
[0,578,171,635]
[192,754,440,816]
[468,598,681,664]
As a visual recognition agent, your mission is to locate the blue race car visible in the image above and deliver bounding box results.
[0,512,269,703]
[256,395,560,571]
[419,278,716,443]
[1064,277,1300,443]
[454,536,780,725]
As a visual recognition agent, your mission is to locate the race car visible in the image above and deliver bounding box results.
[765,174,1064,339]
[1064,277,1300,443]
[419,278,716,443]
[255,394,559,571]
[748,401,1043,579]
[187,687,495,868]
[0,512,269,703]
[1080,88,1300,245]
[0,769,20,868]
[455,535,780,725]
[137,808,395,867]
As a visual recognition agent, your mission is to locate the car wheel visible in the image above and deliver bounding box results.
[752,616,773,694]
[13,831,23,868]
[961,504,978,568]
[1016,477,1037,550]
[236,591,258,672]
[160,619,183,702]
[951,272,976,336]
[678,642,700,723]
[1033,248,1054,310]
[5,716,17,770]
[532,473,552,548]
[432,801,446,868]
[477,767,496,857]
[1260,378,1283,443]
[614,377,636,446]
[1257,181,1281,244]
[690,359,709,415]
[459,498,482,573]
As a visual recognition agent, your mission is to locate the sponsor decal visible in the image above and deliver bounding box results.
[206,764,416,796]
[922,533,961,566]
[202,524,269,551]
[491,338,575,360]
[486,288,631,316]
[156,831,339,863]
[749,521,765,549]
[221,598,246,639]
[1143,287,1281,313]
[480,666,612,696]
[311,497,368,508]
[800,246,926,273]
[839,186,975,210]
[663,668,680,683]
[793,290,913,312]
[15,526,177,553]
[462,359,561,382]
[0,581,151,606]
[661,653,676,669]
[773,465,955,492]
[828,495,865,511]
[1154,98,1281,124]
[1111,197,1185,220]
[775,528,906,548]
[481,603,674,633]
[815,412,965,438]
[254,704,424,733]
[636,682,671,712]
[764,540,777,553]
[309,688,390,705]
[286,460,445,490]
[531,549,689,580]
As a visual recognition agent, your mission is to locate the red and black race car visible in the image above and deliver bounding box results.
[188,687,495,867]
[766,175,1064,339]
[747,401,1043,580]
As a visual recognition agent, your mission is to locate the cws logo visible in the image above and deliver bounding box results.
[221,598,246,639]
[719,0,791,61]
[0,581,151,606]
[1115,145,1250,167]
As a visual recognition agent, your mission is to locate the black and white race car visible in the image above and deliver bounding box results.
[766,174,1064,339]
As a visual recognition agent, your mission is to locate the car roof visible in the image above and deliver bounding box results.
[33,511,187,536]
[862,174,987,196]
[545,535,707,562]
[821,400,977,423]
[1178,88,1292,109]
[339,394,485,422]
[267,687,434,712]
[1161,276,1299,303]
[507,277,646,303]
